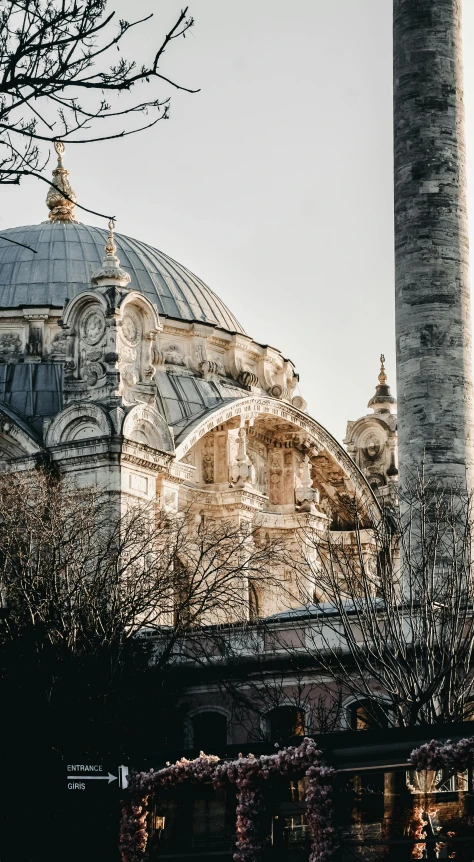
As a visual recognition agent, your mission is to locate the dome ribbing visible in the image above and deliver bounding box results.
[0,223,245,334]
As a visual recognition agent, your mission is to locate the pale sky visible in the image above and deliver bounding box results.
[3,1,474,443]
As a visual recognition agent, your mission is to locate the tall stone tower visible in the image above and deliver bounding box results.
[394,0,474,491]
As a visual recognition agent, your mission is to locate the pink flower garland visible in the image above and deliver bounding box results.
[409,806,428,860]
[119,754,220,862]
[220,755,269,862]
[306,763,338,862]
[119,797,150,862]
[119,739,337,862]
[409,737,474,858]
[410,736,474,772]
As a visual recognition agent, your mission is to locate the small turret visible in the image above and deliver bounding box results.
[91,219,131,288]
[344,356,398,502]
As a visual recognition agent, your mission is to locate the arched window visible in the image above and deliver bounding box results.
[347,699,388,730]
[191,711,227,751]
[266,706,305,742]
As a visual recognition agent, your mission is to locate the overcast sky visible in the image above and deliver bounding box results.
[3,1,474,442]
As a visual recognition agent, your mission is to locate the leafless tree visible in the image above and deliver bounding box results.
[0,0,196,197]
[0,468,280,756]
[279,476,474,728]
[0,468,285,859]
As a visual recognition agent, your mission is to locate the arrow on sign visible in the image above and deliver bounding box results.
[68,773,117,784]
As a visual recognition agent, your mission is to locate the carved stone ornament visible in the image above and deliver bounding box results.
[83,362,105,386]
[50,330,67,355]
[201,359,222,380]
[230,426,253,487]
[247,440,268,495]
[121,364,139,387]
[84,348,103,363]
[363,432,383,461]
[269,384,283,398]
[152,346,165,367]
[163,343,186,367]
[81,309,106,346]
[0,332,22,356]
[202,434,214,483]
[239,369,259,388]
[292,395,307,412]
[121,309,142,347]
[208,353,225,374]
[142,365,156,383]
[295,454,320,513]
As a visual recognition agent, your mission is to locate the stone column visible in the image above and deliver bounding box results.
[394,0,474,491]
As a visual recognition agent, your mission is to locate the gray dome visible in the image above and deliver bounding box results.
[0,222,245,334]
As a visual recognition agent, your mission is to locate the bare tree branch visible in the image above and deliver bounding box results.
[272,478,474,727]
[0,0,198,186]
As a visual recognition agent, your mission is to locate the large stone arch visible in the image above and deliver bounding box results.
[175,395,379,521]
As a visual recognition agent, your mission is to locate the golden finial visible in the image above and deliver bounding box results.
[54,140,65,167]
[105,218,117,257]
[46,141,77,223]
[378,354,387,386]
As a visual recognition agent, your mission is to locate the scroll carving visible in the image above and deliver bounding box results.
[202,434,214,483]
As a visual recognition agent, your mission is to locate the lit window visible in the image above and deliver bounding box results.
[347,699,388,730]
[266,706,305,742]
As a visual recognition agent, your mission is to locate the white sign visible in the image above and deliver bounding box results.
[66,764,128,791]
[67,772,117,783]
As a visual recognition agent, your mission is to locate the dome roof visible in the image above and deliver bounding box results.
[0,222,245,334]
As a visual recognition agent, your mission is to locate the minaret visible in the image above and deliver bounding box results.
[344,356,398,503]
[393,0,474,491]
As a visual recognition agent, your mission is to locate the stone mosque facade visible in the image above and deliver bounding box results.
[0,144,397,621]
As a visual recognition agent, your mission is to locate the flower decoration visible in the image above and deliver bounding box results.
[119,738,337,862]
[410,736,474,773]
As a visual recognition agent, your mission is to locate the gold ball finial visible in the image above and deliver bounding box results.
[378,354,387,386]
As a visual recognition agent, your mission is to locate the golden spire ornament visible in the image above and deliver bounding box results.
[91,218,131,288]
[46,141,77,223]
[378,354,387,386]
